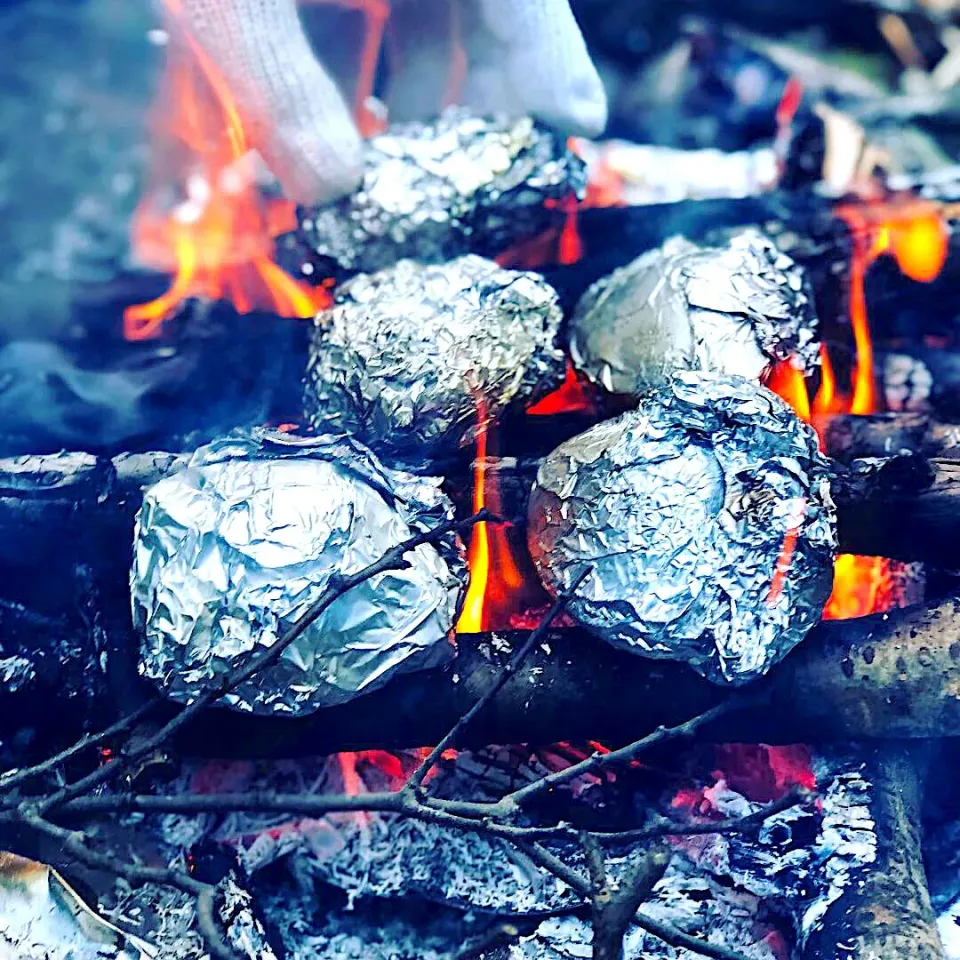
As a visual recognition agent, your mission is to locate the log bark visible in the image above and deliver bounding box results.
[822,412,960,462]
[831,454,960,566]
[175,594,960,757]
[801,743,945,960]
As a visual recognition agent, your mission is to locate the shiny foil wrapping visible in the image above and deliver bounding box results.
[287,107,586,275]
[304,255,566,465]
[568,229,819,396]
[527,372,836,684]
[132,429,465,715]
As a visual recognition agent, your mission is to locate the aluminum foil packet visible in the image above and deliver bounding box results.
[527,371,836,684]
[305,255,565,466]
[568,229,819,397]
[132,429,465,716]
[283,107,586,276]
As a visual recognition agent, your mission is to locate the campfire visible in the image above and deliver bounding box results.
[4,1,960,959]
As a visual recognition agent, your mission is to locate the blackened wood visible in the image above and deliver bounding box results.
[823,412,960,462]
[174,595,960,757]
[801,743,945,960]
[484,452,960,567]
[831,455,960,566]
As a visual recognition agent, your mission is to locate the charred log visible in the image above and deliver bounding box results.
[830,454,960,566]
[541,173,960,314]
[822,412,960,462]
[801,744,945,960]
[169,594,960,756]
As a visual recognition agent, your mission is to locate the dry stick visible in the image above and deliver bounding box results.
[427,698,748,820]
[404,566,592,794]
[520,841,750,960]
[0,700,159,794]
[601,784,816,843]
[17,813,236,960]
[23,510,493,819]
[580,831,670,960]
[59,785,813,847]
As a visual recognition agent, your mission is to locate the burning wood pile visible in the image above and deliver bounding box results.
[4,0,960,958]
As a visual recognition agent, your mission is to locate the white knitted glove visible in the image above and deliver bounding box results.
[177,0,607,204]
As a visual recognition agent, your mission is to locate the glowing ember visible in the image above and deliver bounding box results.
[125,0,331,340]
[526,362,596,416]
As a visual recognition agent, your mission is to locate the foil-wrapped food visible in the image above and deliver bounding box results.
[527,372,836,684]
[304,255,565,466]
[568,229,819,396]
[283,107,586,276]
[132,430,465,716]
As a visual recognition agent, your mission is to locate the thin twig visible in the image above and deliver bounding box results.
[600,785,816,843]
[14,806,239,958]
[0,700,159,795]
[520,842,751,960]
[25,511,493,818]
[405,567,591,793]
[500,700,749,814]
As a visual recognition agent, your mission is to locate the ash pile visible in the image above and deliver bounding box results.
[4,0,960,959]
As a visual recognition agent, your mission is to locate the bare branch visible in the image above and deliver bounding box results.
[405,567,591,793]
[26,510,494,819]
[0,700,159,794]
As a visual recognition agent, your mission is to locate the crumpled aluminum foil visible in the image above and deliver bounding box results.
[132,429,465,715]
[283,107,586,275]
[0,852,154,960]
[527,371,836,684]
[304,255,565,466]
[568,229,819,397]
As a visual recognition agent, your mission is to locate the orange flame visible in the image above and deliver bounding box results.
[456,394,530,633]
[125,1,331,339]
[768,196,948,620]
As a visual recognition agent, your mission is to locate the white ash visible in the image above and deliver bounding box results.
[884,353,933,412]
[509,871,782,960]
[103,873,276,960]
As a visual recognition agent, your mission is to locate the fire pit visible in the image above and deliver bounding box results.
[3,2,960,959]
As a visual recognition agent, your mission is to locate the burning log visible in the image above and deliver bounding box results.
[481,449,960,569]
[830,454,960,567]
[541,175,960,314]
[176,593,960,757]
[801,744,945,960]
[822,412,960,461]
